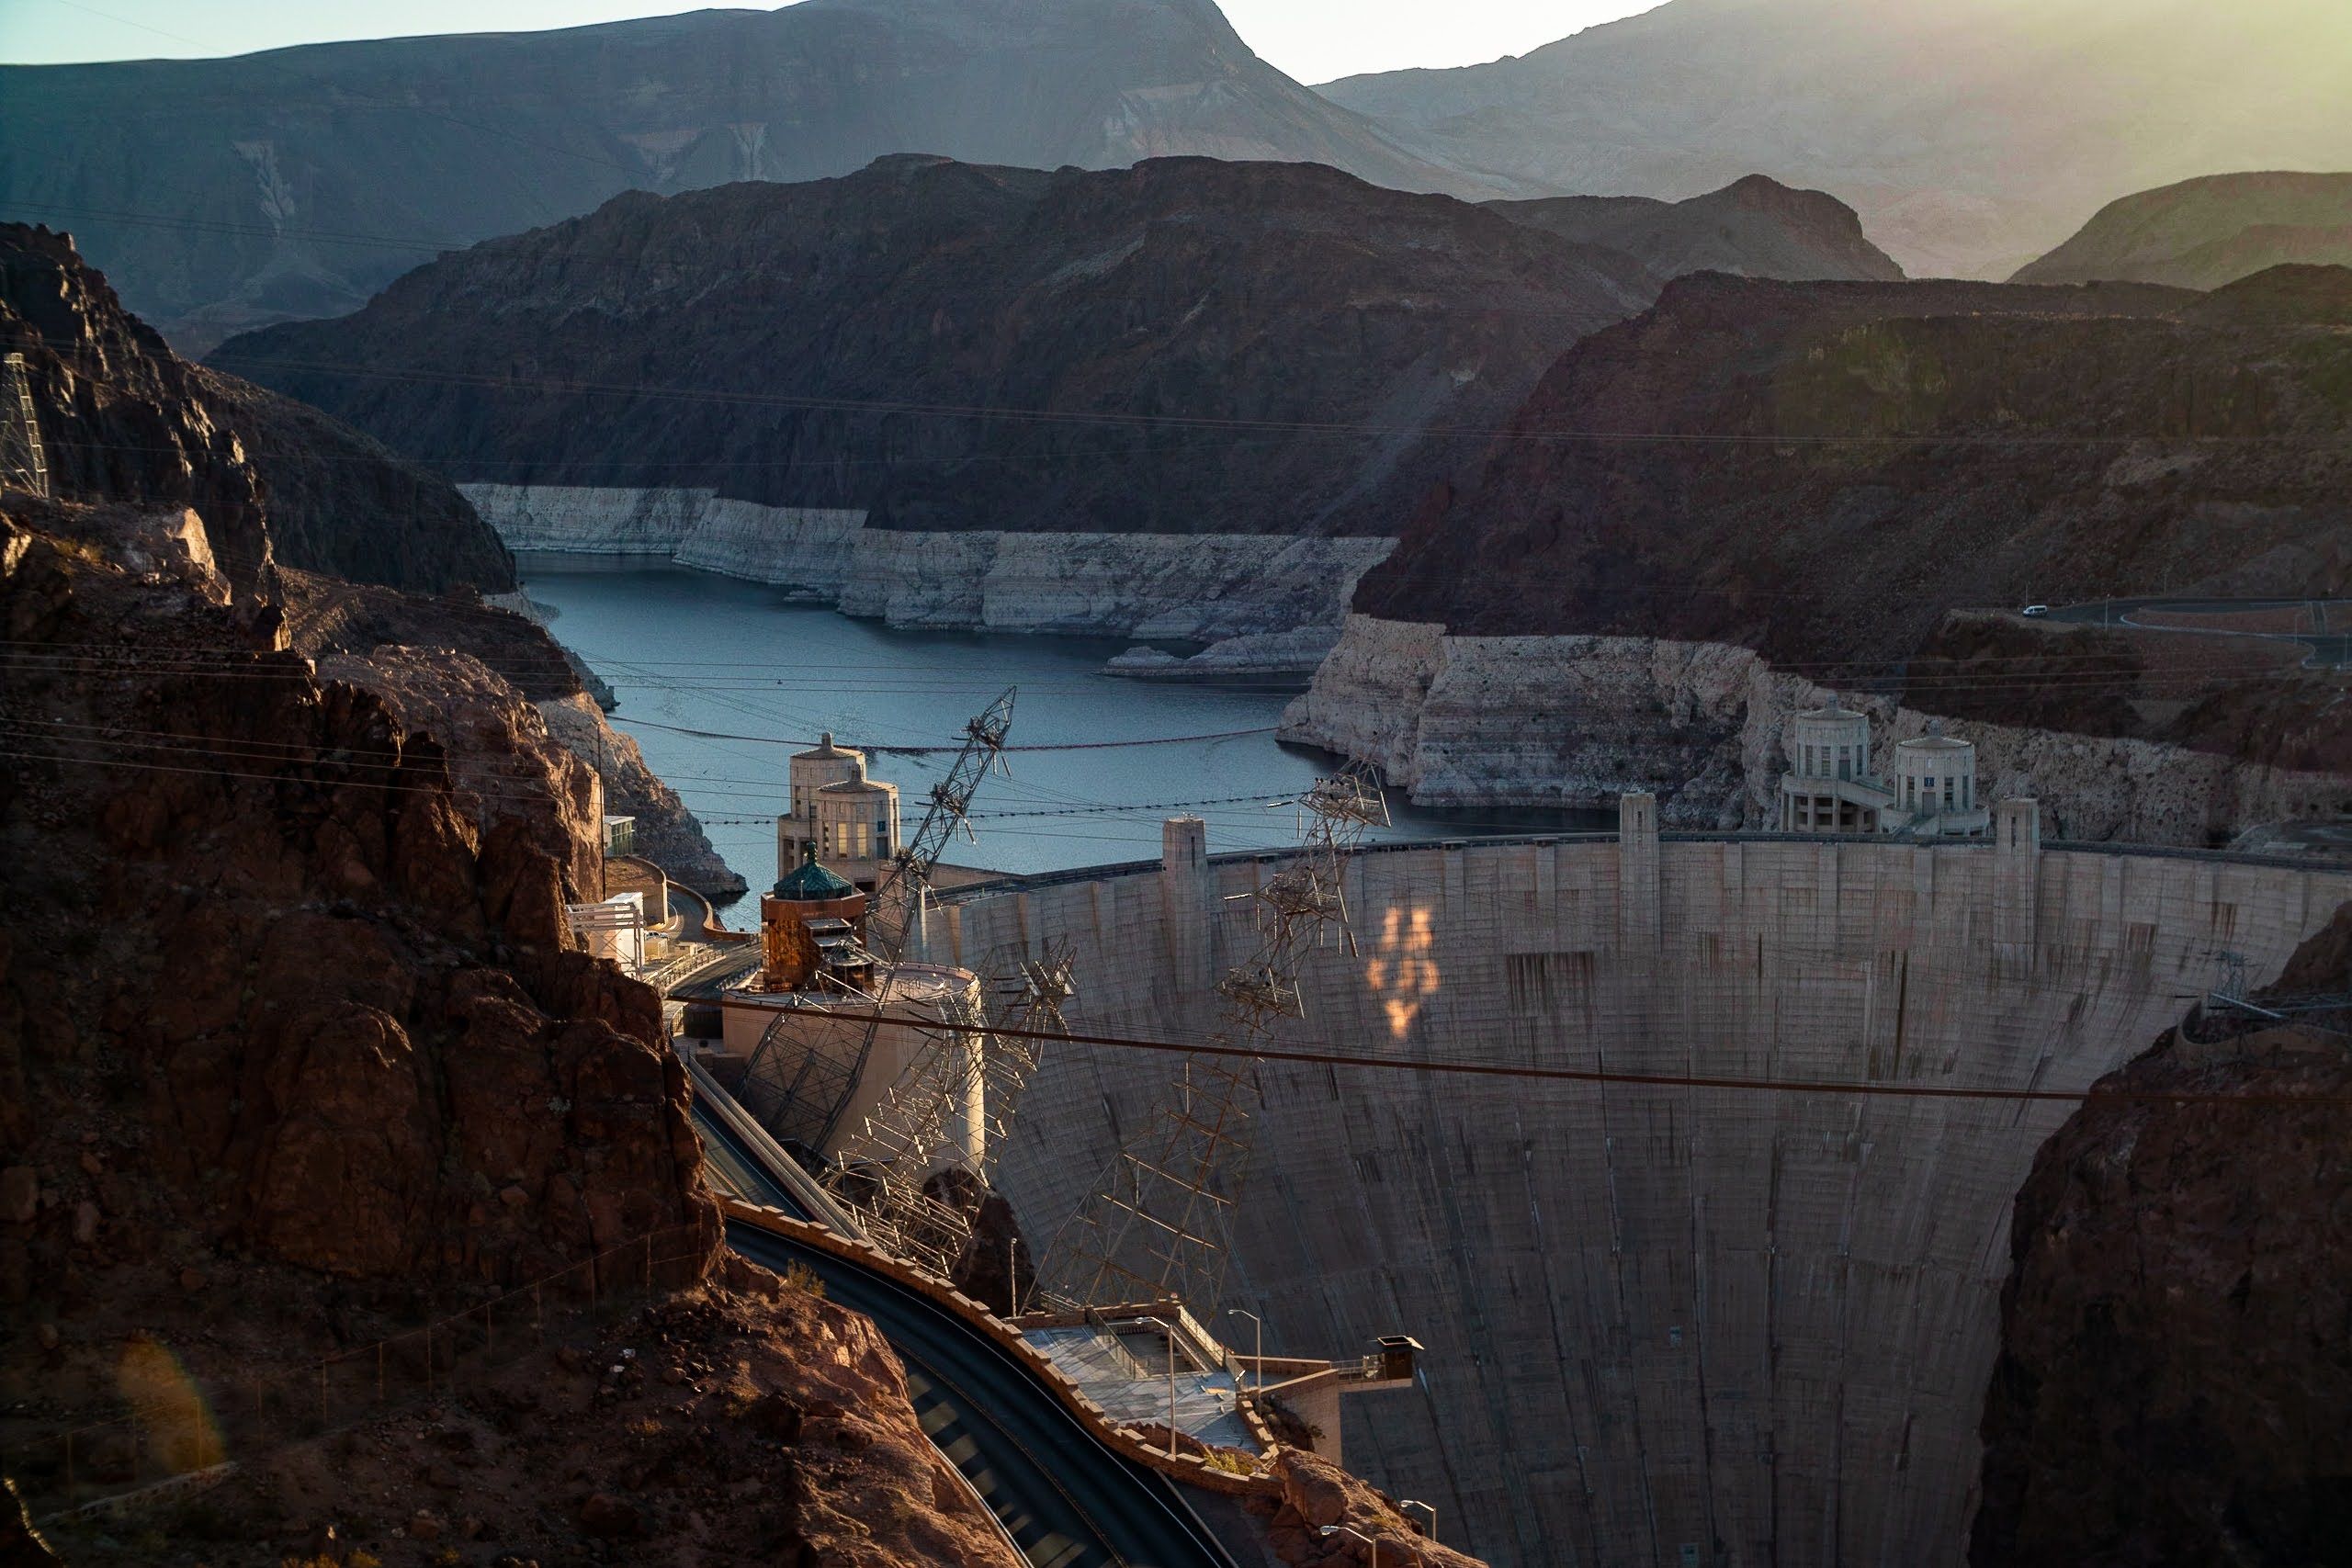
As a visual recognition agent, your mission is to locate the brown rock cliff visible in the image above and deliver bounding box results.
[1971,902,2352,1565]
[0,497,711,1290]
[1,221,513,595]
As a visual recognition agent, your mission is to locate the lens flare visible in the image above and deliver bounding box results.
[116,1336,226,1472]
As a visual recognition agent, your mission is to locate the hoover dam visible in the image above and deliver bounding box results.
[917,804,2352,1568]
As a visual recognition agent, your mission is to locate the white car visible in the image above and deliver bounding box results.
[2020,604,2049,616]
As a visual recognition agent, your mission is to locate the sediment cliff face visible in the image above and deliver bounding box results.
[0,222,514,595]
[1972,905,2352,1566]
[216,156,1654,542]
[1283,615,2352,843]
[469,482,1398,642]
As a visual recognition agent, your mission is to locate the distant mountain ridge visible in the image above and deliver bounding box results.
[1351,265,2352,666]
[0,0,1496,353]
[1321,0,2352,280]
[208,156,1658,540]
[2013,171,2352,289]
[1487,175,1905,284]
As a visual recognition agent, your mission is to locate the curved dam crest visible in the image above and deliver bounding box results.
[924,819,2352,1568]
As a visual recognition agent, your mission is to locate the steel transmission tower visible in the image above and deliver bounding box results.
[1,354,51,498]
[739,689,1015,1159]
[1040,768,1387,1314]
[824,938,1076,1279]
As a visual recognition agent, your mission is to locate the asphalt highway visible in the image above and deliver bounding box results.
[695,1105,1238,1568]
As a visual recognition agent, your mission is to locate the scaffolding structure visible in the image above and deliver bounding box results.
[823,939,1076,1279]
[1,353,51,499]
[1040,769,1387,1315]
[739,690,1014,1159]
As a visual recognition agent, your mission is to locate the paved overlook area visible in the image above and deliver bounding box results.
[921,817,2352,1568]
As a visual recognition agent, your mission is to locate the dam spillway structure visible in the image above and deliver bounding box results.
[918,800,2352,1568]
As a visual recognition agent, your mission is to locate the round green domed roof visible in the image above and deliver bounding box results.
[774,843,856,901]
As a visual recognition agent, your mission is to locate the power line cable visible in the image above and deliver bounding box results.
[846,1010,2352,1109]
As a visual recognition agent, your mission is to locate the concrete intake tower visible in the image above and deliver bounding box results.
[918,805,2352,1568]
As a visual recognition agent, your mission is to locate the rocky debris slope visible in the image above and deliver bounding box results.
[0,502,1038,1568]
[0,223,513,595]
[1281,614,2352,843]
[2014,171,2352,290]
[215,156,1656,542]
[277,568,744,897]
[1352,267,2352,670]
[1321,0,2352,279]
[1252,1449,1480,1568]
[52,1265,1026,1568]
[1487,175,1905,283]
[1971,903,2352,1565]
[0,0,1493,352]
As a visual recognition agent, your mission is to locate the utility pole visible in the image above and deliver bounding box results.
[1167,1323,1180,1459]
[1042,769,1387,1316]
[1,353,50,498]
[1227,1308,1261,1391]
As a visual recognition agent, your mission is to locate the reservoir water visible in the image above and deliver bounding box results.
[518,555,1607,898]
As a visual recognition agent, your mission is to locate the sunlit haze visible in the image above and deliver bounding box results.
[0,0,1661,81]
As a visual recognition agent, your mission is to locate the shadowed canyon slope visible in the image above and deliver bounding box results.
[1973,907,2352,1567]
[1321,0,2352,279]
[213,156,1659,539]
[2015,171,2352,290]
[0,0,1489,353]
[1352,266,2352,669]
[1,223,513,594]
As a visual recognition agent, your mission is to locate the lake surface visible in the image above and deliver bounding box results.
[518,555,1607,902]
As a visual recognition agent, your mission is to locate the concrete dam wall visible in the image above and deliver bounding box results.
[923,819,2352,1568]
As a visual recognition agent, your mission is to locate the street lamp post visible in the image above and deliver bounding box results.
[1399,1499,1437,1541]
[1225,1308,1262,1390]
[1321,1524,1377,1567]
[1166,1321,1180,1460]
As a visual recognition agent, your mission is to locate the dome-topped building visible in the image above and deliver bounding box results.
[757,844,870,993]
[1779,703,1893,832]
[1885,722,1989,837]
[1778,705,1993,838]
[776,731,901,890]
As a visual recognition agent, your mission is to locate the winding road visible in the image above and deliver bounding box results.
[694,1101,1238,1568]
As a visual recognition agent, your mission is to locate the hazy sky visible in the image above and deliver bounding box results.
[1,0,1660,82]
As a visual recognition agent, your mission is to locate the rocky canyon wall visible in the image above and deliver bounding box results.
[1283,615,2352,845]
[466,483,1397,642]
